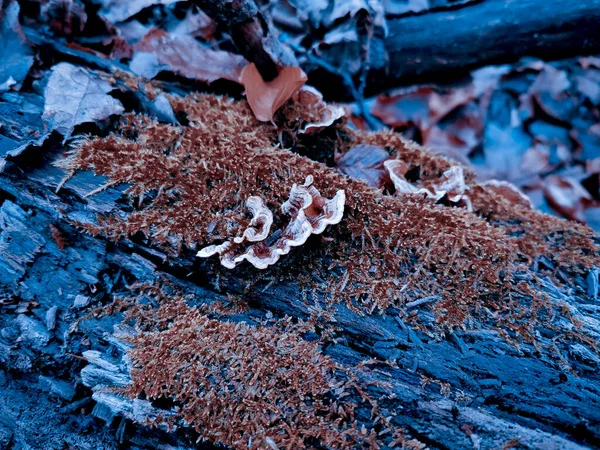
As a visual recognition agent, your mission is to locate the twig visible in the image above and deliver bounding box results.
[190,0,296,81]
[405,295,441,309]
[287,42,382,131]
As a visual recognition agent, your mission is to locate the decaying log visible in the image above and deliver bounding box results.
[0,117,599,448]
[371,0,600,91]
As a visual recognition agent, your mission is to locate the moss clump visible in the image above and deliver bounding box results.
[116,285,395,449]
[61,92,599,340]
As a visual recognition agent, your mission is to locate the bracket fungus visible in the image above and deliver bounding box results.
[384,160,472,210]
[197,176,345,269]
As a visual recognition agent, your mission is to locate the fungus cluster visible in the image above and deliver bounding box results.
[197,176,345,269]
[385,160,472,210]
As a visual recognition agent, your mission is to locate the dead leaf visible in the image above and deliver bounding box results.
[241,63,308,123]
[295,86,345,134]
[543,175,592,222]
[528,66,571,97]
[336,144,390,188]
[93,0,177,23]
[129,51,164,79]
[166,6,216,41]
[520,145,551,178]
[423,127,474,166]
[587,158,600,175]
[574,70,600,104]
[371,86,434,129]
[580,56,600,70]
[42,62,124,137]
[0,1,34,92]
[371,85,474,131]
[482,180,533,209]
[134,29,247,83]
[520,65,571,119]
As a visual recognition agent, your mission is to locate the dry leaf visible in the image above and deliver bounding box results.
[134,29,247,83]
[42,62,124,137]
[580,56,600,70]
[482,180,533,209]
[336,144,390,188]
[587,158,600,175]
[543,175,592,222]
[240,63,308,123]
[295,86,345,134]
[93,0,177,23]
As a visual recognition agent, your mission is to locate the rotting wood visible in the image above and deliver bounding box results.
[0,121,599,447]
[373,0,600,92]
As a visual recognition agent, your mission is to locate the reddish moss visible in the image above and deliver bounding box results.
[49,224,66,250]
[60,92,599,340]
[117,286,392,449]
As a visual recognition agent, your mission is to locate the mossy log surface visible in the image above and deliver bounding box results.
[0,92,599,449]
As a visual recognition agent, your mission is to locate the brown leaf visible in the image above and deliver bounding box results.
[336,144,390,188]
[134,29,247,83]
[543,175,592,222]
[240,63,307,123]
[423,126,473,165]
[482,180,533,209]
[371,85,475,131]
[422,102,482,164]
[371,86,434,129]
[42,62,124,138]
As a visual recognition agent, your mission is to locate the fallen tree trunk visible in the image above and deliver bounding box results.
[2,2,600,448]
[1,87,599,448]
[370,0,600,92]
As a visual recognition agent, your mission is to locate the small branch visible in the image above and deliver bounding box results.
[405,295,441,309]
[190,0,296,81]
[288,42,382,131]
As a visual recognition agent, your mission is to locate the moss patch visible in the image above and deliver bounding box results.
[61,92,599,339]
